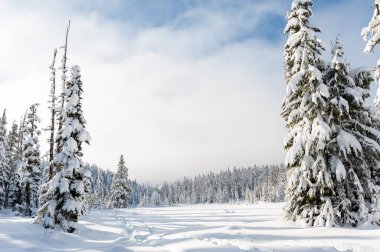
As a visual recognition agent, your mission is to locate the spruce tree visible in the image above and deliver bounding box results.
[349,68,380,225]
[6,121,19,208]
[361,1,380,224]
[19,104,42,216]
[0,109,9,210]
[40,65,91,233]
[95,168,105,208]
[108,155,131,208]
[7,122,19,173]
[322,40,379,226]
[284,0,324,83]
[8,117,25,211]
[282,0,338,226]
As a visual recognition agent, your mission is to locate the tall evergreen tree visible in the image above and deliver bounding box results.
[95,167,105,208]
[39,65,91,233]
[361,0,380,224]
[282,0,337,226]
[0,109,9,210]
[7,121,19,173]
[5,121,19,208]
[9,116,26,211]
[349,67,380,225]
[108,155,131,208]
[19,104,42,216]
[322,39,380,226]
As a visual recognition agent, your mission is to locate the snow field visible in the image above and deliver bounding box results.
[0,203,379,251]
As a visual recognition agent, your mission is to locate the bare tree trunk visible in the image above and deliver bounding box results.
[55,20,70,173]
[48,49,57,181]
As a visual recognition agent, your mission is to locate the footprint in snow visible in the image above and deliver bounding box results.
[121,221,135,238]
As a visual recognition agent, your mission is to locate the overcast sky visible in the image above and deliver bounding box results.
[0,0,379,184]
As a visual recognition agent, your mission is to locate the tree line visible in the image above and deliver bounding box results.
[87,164,285,208]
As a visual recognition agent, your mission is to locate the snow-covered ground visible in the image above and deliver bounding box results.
[0,203,379,252]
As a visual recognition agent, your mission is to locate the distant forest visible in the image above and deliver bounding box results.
[87,164,286,208]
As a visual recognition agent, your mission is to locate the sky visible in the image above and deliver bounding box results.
[0,0,379,184]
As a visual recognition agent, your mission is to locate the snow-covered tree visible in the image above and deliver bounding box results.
[362,0,380,114]
[284,0,324,83]
[151,191,161,206]
[0,109,10,210]
[5,121,19,208]
[349,67,380,225]
[282,0,337,226]
[108,155,131,208]
[39,65,91,232]
[94,167,106,208]
[7,121,19,173]
[321,40,375,226]
[362,1,380,54]
[8,117,26,211]
[19,104,42,216]
[140,193,150,207]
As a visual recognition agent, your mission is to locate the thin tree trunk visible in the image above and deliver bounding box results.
[55,20,70,172]
[49,49,57,180]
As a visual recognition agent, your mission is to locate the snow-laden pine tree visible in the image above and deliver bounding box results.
[282,0,339,226]
[6,121,19,208]
[0,109,10,210]
[322,39,380,226]
[108,155,131,208]
[151,191,161,206]
[284,0,324,83]
[8,116,26,211]
[38,65,91,232]
[362,0,380,114]
[349,68,380,225]
[18,104,42,216]
[94,167,105,208]
[7,121,19,175]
